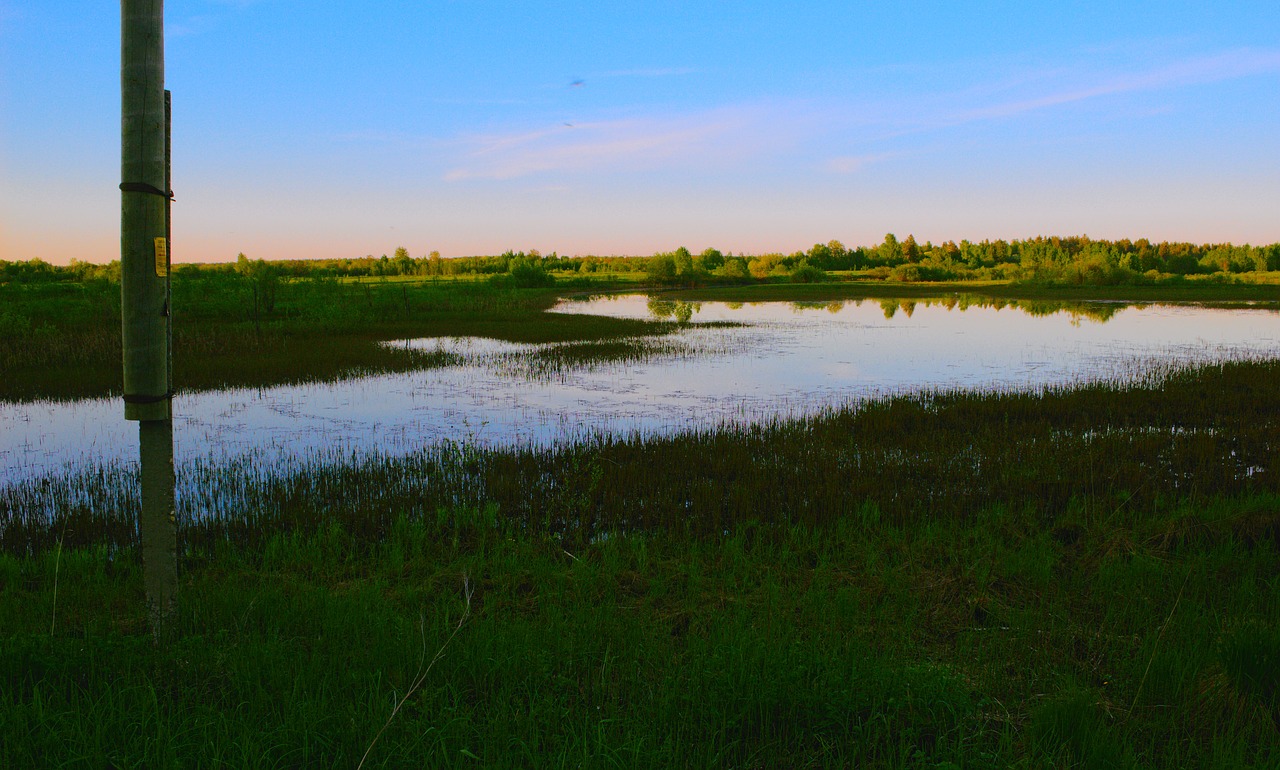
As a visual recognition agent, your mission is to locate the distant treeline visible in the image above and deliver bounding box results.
[0,249,646,286]
[5,235,1280,286]
[643,235,1280,285]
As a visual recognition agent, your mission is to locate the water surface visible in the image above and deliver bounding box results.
[3,296,1278,488]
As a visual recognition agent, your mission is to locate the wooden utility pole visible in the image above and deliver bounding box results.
[121,0,177,639]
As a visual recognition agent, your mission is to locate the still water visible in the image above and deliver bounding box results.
[3,295,1279,486]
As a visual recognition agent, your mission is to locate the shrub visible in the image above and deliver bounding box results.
[889,264,923,282]
[747,253,784,279]
[790,261,826,283]
[508,257,555,288]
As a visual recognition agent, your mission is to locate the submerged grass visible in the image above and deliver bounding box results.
[489,331,746,381]
[2,358,1279,766]
[5,357,1276,553]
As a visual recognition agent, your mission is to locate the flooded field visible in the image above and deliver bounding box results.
[3,295,1279,490]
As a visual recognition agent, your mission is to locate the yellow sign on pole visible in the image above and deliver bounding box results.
[154,237,168,277]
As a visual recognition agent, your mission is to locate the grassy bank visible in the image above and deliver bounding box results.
[3,359,1279,766]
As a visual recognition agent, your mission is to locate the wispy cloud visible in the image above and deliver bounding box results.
[952,48,1280,123]
[443,104,790,181]
[827,46,1280,154]
[957,47,1280,120]
[348,46,1280,184]
[809,47,1280,175]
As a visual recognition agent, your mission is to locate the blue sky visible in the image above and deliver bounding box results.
[2,1,1278,264]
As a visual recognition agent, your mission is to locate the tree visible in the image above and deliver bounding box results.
[902,234,920,263]
[807,242,832,268]
[814,239,849,270]
[714,258,749,280]
[392,246,413,276]
[696,247,725,272]
[878,233,902,264]
[646,252,677,283]
[236,253,279,314]
[673,247,694,277]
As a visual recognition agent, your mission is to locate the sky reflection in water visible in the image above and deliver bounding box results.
[3,296,1279,485]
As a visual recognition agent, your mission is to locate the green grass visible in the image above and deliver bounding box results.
[3,493,1276,767]
[3,358,1279,766]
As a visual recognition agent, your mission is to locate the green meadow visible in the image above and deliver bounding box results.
[2,254,1279,767]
